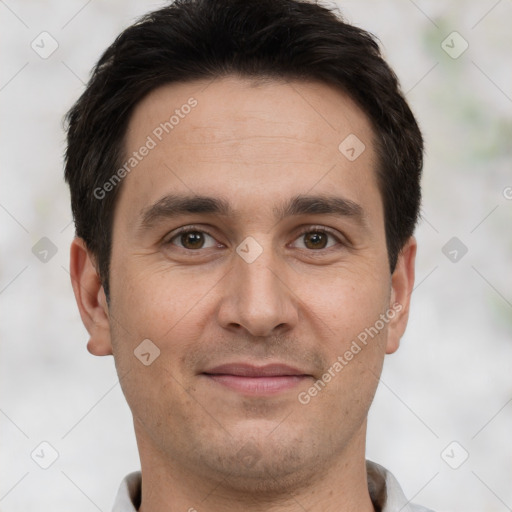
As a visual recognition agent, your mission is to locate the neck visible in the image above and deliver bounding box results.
[136,421,375,512]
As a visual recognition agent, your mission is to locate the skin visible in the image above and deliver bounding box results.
[70,76,416,512]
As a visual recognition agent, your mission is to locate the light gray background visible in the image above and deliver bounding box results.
[1,1,511,511]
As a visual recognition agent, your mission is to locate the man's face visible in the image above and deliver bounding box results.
[90,77,413,489]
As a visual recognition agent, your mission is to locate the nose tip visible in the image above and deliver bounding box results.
[216,252,298,338]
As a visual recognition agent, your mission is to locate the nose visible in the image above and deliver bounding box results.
[216,243,298,338]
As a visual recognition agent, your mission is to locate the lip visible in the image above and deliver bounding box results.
[204,363,308,377]
[201,363,311,395]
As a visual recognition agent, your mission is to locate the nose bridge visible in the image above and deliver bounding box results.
[239,249,281,301]
[218,236,296,337]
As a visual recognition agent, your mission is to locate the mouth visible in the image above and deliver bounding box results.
[201,363,312,395]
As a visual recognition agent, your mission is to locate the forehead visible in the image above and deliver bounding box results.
[117,76,380,224]
[126,76,373,153]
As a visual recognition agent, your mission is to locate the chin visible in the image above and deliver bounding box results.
[191,425,328,494]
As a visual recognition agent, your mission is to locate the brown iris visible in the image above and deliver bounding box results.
[303,232,328,249]
[180,231,205,249]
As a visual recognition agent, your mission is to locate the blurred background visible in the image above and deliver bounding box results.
[1,0,511,510]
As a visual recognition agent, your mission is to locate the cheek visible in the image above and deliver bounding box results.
[297,272,390,425]
[107,268,208,427]
[107,261,220,414]
[296,264,390,343]
[296,265,391,410]
[110,259,218,342]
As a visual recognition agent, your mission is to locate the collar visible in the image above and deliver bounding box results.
[112,460,434,512]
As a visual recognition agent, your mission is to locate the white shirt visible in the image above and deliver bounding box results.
[112,460,434,512]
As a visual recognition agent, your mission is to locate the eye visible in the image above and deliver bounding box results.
[291,227,342,250]
[166,228,219,250]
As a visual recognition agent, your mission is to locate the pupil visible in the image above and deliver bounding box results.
[305,232,326,249]
[183,232,204,249]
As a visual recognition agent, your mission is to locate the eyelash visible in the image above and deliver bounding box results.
[164,225,345,251]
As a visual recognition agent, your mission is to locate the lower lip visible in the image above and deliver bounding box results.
[204,374,309,395]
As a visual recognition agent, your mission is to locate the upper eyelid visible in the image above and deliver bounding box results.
[294,225,341,238]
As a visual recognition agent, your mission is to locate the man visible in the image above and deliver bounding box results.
[65,0,432,510]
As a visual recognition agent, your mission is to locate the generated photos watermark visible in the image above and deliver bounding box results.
[298,301,403,405]
[94,97,198,200]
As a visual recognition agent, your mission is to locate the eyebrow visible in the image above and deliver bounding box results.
[138,193,366,230]
[140,195,232,229]
[275,194,365,224]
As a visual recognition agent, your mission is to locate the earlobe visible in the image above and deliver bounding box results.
[69,238,113,356]
[385,237,417,355]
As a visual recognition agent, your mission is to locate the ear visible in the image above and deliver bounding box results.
[385,236,417,355]
[69,238,113,356]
